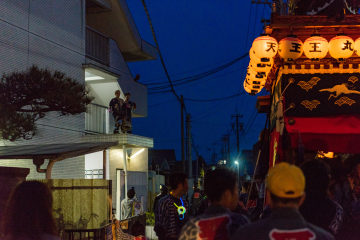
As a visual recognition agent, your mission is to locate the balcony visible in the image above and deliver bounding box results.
[84,103,153,148]
[86,27,110,66]
[85,103,111,134]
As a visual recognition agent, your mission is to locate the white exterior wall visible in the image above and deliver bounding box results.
[109,148,148,211]
[0,1,151,182]
[85,39,148,117]
[0,0,86,178]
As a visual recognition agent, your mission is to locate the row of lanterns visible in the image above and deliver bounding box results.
[244,34,360,94]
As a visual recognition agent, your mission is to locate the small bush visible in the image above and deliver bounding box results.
[146,211,155,226]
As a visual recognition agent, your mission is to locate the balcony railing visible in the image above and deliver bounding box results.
[86,27,110,66]
[85,169,103,179]
[85,103,109,134]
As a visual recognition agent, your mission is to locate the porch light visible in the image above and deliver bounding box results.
[278,35,304,62]
[303,35,329,60]
[85,76,105,81]
[129,148,145,159]
[329,34,354,60]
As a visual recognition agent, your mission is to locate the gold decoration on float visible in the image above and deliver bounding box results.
[319,84,360,100]
[297,77,321,92]
[301,100,321,111]
[348,76,359,84]
[334,97,356,106]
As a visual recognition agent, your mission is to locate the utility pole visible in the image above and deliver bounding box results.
[222,134,230,164]
[192,142,200,181]
[186,114,192,179]
[232,114,243,155]
[181,95,185,172]
[226,134,230,163]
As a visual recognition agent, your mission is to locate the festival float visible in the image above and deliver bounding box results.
[246,0,360,169]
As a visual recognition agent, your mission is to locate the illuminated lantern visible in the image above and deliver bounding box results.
[251,35,278,61]
[303,35,329,60]
[243,80,263,95]
[246,67,267,82]
[278,36,304,62]
[329,35,354,60]
[354,37,360,57]
[249,48,273,64]
[245,76,265,86]
[249,59,273,73]
[243,81,254,94]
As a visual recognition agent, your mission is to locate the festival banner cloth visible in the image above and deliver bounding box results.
[279,73,360,153]
[281,73,360,117]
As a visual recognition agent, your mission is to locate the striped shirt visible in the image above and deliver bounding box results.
[157,195,189,239]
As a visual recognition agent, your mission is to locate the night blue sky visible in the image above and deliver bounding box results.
[127,1,270,163]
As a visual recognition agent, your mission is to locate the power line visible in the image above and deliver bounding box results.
[184,92,244,102]
[141,0,184,108]
[146,53,248,88]
[141,55,250,84]
[191,101,228,122]
[148,59,248,95]
[244,1,254,50]
[244,111,259,135]
[148,99,178,108]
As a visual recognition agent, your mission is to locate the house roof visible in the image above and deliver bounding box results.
[0,142,118,160]
[86,0,157,61]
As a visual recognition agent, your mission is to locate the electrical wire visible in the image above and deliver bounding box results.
[184,92,244,102]
[252,3,259,43]
[141,55,251,85]
[244,1,254,50]
[148,99,178,108]
[244,111,259,135]
[141,0,184,109]
[148,66,247,94]
[146,53,248,88]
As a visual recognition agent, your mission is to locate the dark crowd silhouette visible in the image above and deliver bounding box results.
[153,155,360,240]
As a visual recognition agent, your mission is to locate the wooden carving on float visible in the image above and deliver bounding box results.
[295,0,360,18]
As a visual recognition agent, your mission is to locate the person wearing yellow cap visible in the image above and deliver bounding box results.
[231,162,334,240]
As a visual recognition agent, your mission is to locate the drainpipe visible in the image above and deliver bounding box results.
[123,144,128,200]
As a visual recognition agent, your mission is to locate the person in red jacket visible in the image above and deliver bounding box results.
[179,168,249,240]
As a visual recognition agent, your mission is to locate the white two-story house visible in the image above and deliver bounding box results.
[0,0,155,219]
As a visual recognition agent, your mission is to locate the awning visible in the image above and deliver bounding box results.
[0,142,118,159]
[285,115,360,153]
[0,142,118,179]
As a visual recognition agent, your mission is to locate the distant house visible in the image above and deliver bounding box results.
[148,149,177,174]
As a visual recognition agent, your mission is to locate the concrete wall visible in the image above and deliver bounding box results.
[0,0,86,178]
[109,148,148,213]
[0,158,85,179]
